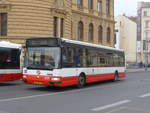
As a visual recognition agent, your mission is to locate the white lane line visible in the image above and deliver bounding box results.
[0,93,56,102]
[92,100,131,112]
[139,93,150,98]
[0,84,117,103]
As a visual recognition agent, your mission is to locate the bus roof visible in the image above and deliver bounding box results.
[61,38,124,52]
[0,41,21,49]
[26,37,124,52]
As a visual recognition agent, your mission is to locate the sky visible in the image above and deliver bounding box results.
[115,0,150,16]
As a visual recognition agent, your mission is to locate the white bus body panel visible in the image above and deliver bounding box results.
[0,69,21,74]
[23,67,125,77]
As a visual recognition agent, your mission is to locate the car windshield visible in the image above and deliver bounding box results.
[25,47,60,70]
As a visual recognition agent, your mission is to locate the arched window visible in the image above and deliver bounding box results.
[88,23,94,41]
[107,27,111,43]
[77,0,83,7]
[88,0,93,9]
[106,0,110,14]
[78,21,84,40]
[98,26,103,43]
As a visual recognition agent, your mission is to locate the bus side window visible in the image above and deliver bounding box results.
[98,52,106,67]
[75,48,85,67]
[86,49,92,67]
[62,47,76,68]
[82,49,87,67]
[11,49,20,69]
[86,49,98,67]
[85,49,89,66]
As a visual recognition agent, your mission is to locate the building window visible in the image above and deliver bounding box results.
[98,26,103,43]
[88,0,93,9]
[78,21,84,40]
[53,17,58,37]
[144,11,147,17]
[107,27,111,43]
[145,31,150,39]
[145,20,150,28]
[60,18,64,37]
[114,33,117,45]
[77,0,83,7]
[97,0,102,12]
[143,40,146,51]
[106,0,110,14]
[0,13,7,36]
[88,23,94,41]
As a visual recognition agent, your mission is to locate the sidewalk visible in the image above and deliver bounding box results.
[127,68,150,73]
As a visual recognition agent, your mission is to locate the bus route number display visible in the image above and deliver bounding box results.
[27,38,59,47]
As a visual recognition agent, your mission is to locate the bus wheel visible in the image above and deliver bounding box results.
[113,72,118,82]
[77,75,86,88]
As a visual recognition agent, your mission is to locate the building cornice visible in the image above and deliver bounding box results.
[72,9,115,23]
[0,0,11,12]
[50,8,68,18]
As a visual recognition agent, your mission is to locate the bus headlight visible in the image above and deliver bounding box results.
[51,78,60,81]
[23,75,27,78]
[45,77,51,80]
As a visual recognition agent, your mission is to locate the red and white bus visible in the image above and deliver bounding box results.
[0,41,22,82]
[23,38,126,87]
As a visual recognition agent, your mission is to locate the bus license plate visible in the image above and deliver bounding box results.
[34,81,42,85]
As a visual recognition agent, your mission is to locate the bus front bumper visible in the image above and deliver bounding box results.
[22,75,78,87]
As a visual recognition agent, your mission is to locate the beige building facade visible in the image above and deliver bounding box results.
[115,15,137,63]
[0,0,115,47]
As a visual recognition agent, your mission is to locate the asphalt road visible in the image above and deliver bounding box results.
[0,71,150,113]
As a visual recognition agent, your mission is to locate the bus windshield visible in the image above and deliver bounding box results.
[25,47,60,70]
[0,47,20,69]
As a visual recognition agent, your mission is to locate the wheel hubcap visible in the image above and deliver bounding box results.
[115,74,118,81]
[79,77,85,85]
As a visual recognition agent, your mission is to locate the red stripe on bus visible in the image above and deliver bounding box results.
[23,72,126,87]
[118,72,126,78]
[86,72,126,83]
[86,74,114,83]
[0,73,22,82]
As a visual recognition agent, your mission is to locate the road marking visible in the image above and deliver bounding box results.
[0,93,57,102]
[0,84,118,103]
[139,93,150,98]
[92,100,131,112]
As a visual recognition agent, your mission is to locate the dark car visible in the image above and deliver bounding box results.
[127,62,143,68]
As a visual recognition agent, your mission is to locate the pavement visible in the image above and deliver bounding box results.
[0,71,150,113]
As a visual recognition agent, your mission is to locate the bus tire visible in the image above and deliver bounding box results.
[113,71,118,82]
[77,74,86,88]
